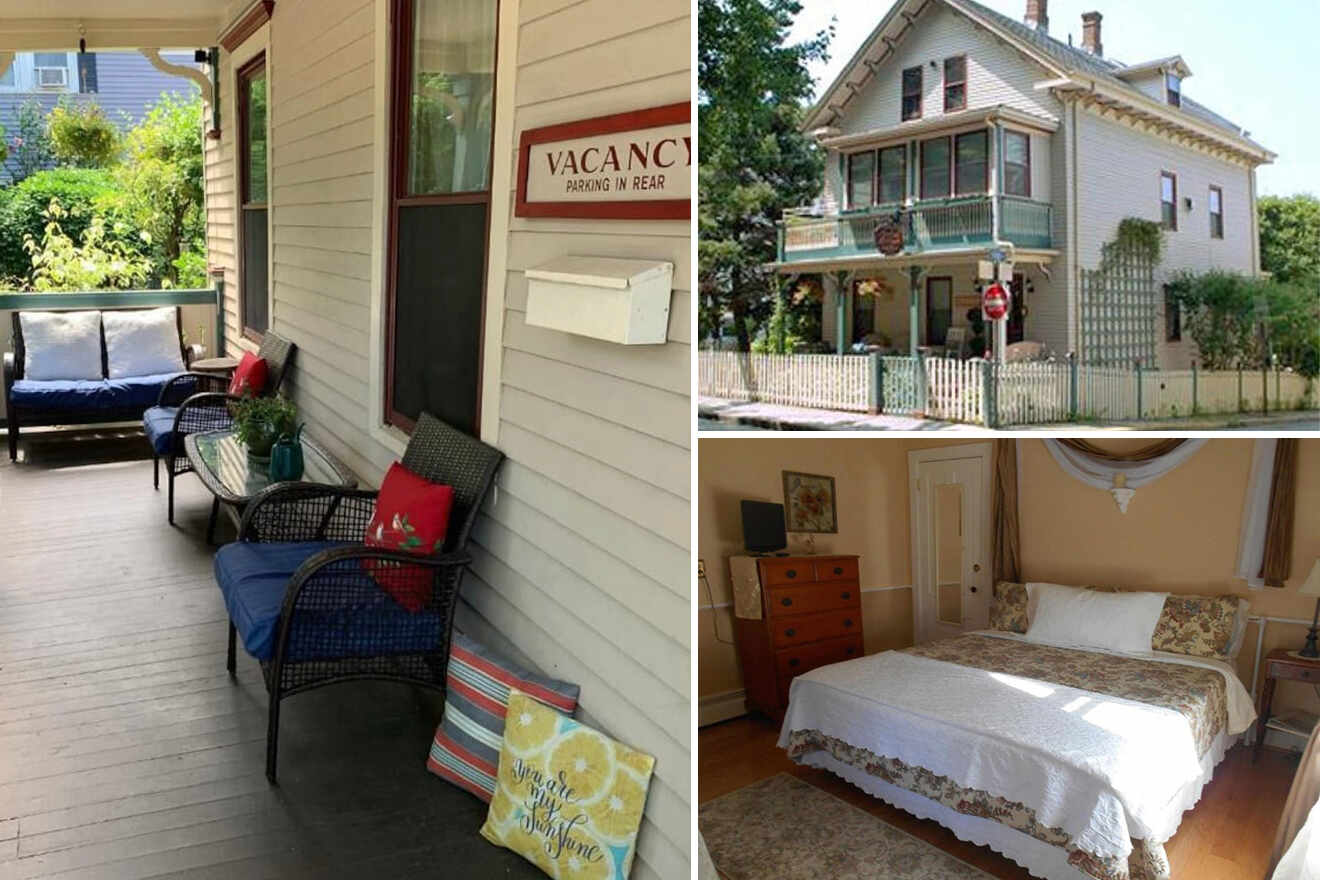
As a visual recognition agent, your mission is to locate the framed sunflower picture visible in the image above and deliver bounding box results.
[782,471,837,533]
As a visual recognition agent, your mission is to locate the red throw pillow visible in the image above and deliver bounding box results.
[228,351,269,396]
[364,462,455,612]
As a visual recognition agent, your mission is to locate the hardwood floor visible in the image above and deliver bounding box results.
[700,714,1297,880]
[0,431,541,879]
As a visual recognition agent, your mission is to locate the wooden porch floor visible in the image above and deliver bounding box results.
[0,431,540,879]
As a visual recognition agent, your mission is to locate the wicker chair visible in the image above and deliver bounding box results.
[143,332,296,523]
[212,412,504,783]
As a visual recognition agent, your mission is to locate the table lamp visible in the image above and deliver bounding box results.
[1297,560,1320,659]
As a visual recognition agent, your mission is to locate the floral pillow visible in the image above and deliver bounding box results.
[1151,594,1241,659]
[363,462,454,611]
[990,581,1029,633]
[481,691,655,880]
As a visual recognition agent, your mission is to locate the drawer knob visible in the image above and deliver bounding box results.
[785,628,796,637]
[846,646,856,656]
[781,597,793,607]
[834,566,843,575]
[844,618,853,628]
[786,569,797,579]
[789,658,800,668]
[841,591,851,600]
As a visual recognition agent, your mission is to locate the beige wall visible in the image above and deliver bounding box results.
[699,437,1320,729]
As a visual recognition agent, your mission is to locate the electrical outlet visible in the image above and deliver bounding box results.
[697,559,706,578]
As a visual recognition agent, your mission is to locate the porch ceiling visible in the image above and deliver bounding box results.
[0,2,227,51]
[770,247,1059,275]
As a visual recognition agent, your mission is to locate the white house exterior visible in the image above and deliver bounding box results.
[0,1,690,877]
[784,0,1274,369]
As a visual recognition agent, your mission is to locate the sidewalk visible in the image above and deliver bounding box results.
[699,396,1320,432]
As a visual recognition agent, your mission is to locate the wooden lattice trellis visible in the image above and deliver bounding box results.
[1080,239,1159,367]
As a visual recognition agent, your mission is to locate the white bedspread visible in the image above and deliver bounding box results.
[777,633,1254,862]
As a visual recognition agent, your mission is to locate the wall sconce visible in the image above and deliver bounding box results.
[1183,197,1194,211]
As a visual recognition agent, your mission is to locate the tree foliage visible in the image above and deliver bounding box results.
[698,0,831,350]
[46,99,120,168]
[110,93,206,285]
[3,99,55,183]
[20,198,151,291]
[1169,269,1319,377]
[1259,194,1320,284]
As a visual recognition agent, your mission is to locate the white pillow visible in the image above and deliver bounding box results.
[102,308,185,379]
[1025,582,1168,654]
[20,310,104,381]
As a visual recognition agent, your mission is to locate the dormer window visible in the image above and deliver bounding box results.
[943,56,967,112]
[902,66,923,121]
[1166,73,1181,107]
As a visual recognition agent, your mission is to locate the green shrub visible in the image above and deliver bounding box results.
[47,99,120,168]
[21,198,152,291]
[0,168,136,282]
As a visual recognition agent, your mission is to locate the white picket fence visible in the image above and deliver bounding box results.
[698,352,873,412]
[698,351,1316,426]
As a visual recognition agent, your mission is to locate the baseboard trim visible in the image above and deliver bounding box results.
[699,689,747,727]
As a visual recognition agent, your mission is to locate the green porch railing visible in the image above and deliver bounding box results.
[778,195,1052,263]
[0,282,226,356]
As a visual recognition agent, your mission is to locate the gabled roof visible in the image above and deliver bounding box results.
[1114,55,1193,80]
[804,0,1274,163]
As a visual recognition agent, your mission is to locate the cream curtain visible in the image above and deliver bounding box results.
[1042,438,1207,489]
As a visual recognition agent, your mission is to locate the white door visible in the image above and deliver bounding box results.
[912,457,989,643]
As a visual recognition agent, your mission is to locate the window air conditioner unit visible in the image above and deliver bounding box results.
[35,66,67,88]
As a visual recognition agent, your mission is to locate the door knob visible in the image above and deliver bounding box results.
[972,563,981,572]
[969,586,978,593]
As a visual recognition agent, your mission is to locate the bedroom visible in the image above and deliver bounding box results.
[696,437,1320,880]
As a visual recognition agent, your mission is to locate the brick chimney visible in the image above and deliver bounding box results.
[1081,11,1103,56]
[1024,0,1049,33]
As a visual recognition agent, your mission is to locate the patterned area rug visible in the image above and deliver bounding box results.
[700,774,995,880]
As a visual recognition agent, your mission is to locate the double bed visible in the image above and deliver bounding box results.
[778,629,1255,880]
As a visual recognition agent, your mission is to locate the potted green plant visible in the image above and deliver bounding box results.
[232,394,297,466]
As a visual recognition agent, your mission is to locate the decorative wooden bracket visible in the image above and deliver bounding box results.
[139,48,213,106]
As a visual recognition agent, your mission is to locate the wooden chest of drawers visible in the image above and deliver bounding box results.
[730,554,863,718]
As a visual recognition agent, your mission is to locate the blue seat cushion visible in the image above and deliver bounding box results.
[142,406,178,454]
[9,372,191,411]
[214,541,446,662]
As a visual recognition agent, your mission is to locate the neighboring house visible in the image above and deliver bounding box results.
[781,0,1275,369]
[0,50,198,180]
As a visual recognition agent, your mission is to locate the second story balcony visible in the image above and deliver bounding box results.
[777,194,1053,266]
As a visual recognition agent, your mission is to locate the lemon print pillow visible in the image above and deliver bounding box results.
[480,690,655,880]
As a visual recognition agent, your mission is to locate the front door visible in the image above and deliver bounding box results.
[925,276,952,346]
[912,456,988,643]
[1007,272,1026,344]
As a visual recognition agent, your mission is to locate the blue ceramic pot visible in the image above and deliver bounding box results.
[269,424,305,482]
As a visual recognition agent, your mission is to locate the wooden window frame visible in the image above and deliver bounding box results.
[953,129,988,196]
[1002,129,1031,198]
[1160,170,1178,231]
[901,66,923,121]
[925,275,953,346]
[877,144,907,204]
[846,150,876,209]
[1209,185,1224,239]
[920,135,951,200]
[943,55,967,113]
[236,52,268,343]
[1166,73,1181,108]
[385,0,501,434]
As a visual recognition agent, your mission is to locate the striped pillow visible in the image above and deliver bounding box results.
[427,631,580,801]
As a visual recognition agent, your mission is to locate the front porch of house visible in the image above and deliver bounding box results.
[783,248,1064,360]
[0,432,544,878]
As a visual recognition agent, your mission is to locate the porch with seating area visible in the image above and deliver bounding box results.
[0,422,547,878]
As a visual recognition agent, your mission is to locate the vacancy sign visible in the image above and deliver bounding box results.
[516,102,690,220]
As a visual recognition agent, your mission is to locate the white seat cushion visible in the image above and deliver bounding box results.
[20,310,104,381]
[102,308,185,379]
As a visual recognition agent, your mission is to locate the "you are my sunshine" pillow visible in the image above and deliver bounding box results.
[480,691,655,880]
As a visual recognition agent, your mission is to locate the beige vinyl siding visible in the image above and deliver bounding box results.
[202,41,238,349]
[1073,105,1255,367]
[479,3,691,877]
[836,3,1059,136]
[203,1,691,877]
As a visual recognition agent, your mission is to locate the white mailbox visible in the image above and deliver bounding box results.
[524,256,673,345]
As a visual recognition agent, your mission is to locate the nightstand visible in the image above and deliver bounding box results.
[1254,648,1320,763]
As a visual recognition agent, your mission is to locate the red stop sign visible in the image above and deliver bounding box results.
[983,282,1010,321]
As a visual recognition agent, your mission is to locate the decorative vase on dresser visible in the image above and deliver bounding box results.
[729,554,863,719]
